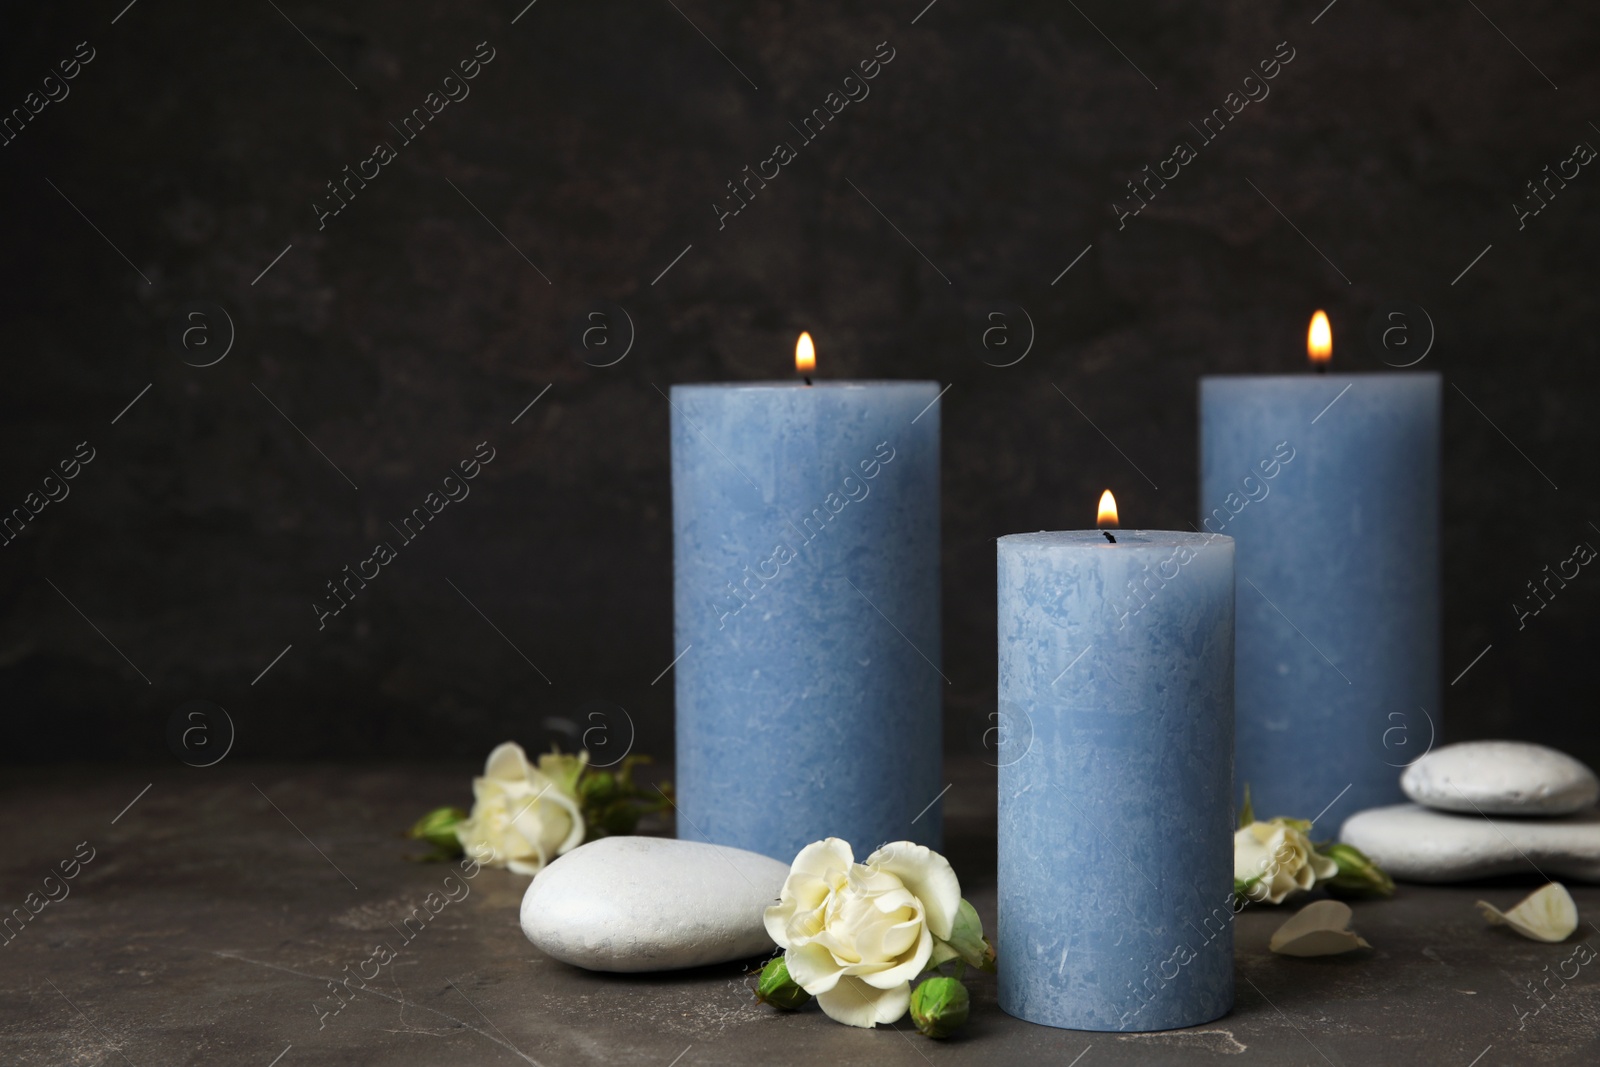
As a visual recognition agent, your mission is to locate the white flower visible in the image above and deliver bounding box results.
[1234,818,1337,904]
[763,838,961,1028]
[455,742,585,875]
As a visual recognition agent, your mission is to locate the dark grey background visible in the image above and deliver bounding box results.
[1,1,1594,772]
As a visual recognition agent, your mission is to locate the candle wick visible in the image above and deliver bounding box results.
[1102,530,1116,544]
[803,376,812,386]
[1314,363,1328,375]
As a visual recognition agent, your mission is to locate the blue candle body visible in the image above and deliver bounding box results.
[671,381,942,862]
[997,531,1235,1032]
[1200,373,1440,821]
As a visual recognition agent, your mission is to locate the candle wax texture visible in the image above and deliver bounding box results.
[1200,373,1440,821]
[670,381,942,862]
[997,531,1235,1032]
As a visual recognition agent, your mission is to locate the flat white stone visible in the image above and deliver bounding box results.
[520,836,787,972]
[1340,804,1600,883]
[1400,740,1599,815]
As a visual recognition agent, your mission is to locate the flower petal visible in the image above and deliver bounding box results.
[1477,883,1578,943]
[535,749,588,796]
[498,782,585,873]
[816,975,911,1028]
[483,741,532,782]
[856,924,932,990]
[790,838,855,880]
[864,841,961,940]
[785,943,845,995]
[763,901,797,948]
[867,885,921,916]
[784,871,834,915]
[1311,851,1339,882]
[1269,900,1372,956]
[854,902,921,962]
[547,791,586,855]
[1233,826,1274,882]
[783,904,833,949]
[471,774,510,803]
[876,922,921,962]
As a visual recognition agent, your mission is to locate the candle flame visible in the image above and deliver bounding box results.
[1096,489,1119,529]
[795,332,816,375]
[1308,310,1332,365]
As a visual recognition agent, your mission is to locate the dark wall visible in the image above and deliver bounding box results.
[2,1,1595,772]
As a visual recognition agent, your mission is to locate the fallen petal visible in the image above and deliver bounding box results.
[1476,883,1578,943]
[1269,899,1373,957]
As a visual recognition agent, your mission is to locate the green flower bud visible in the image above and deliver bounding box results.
[755,956,811,1011]
[405,806,467,854]
[909,976,969,1039]
[1320,843,1395,898]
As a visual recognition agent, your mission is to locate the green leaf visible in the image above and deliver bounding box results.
[927,939,960,969]
[578,770,619,807]
[616,754,653,790]
[404,806,466,858]
[934,898,996,975]
[1238,784,1255,829]
[596,802,643,837]
[576,758,674,843]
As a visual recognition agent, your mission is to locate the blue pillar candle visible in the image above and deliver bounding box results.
[1200,365,1440,821]
[670,372,942,862]
[997,524,1235,1032]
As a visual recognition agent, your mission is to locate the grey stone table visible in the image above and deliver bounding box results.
[2,760,1597,1066]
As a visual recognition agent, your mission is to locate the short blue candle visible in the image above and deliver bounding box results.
[1200,372,1440,820]
[670,380,942,862]
[997,529,1235,1032]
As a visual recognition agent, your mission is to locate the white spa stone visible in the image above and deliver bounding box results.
[519,836,787,972]
[1400,741,1599,816]
[1340,804,1600,883]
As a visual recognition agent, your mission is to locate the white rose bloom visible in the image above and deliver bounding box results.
[456,742,585,875]
[763,838,961,1028]
[1234,818,1337,905]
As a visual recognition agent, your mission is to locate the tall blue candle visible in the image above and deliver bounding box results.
[1200,333,1440,822]
[997,518,1235,1032]
[670,357,942,863]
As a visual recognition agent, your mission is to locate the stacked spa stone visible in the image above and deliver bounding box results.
[1341,742,1600,882]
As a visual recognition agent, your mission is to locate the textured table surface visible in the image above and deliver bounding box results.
[2,759,1596,1066]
